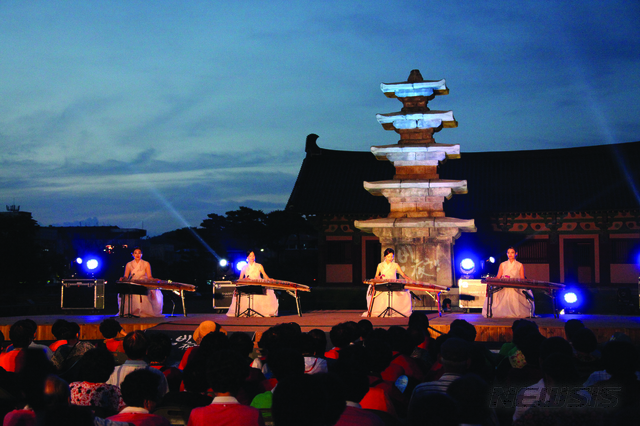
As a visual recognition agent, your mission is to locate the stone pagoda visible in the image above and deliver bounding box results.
[355,70,475,291]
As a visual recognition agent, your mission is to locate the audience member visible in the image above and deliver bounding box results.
[51,322,95,381]
[106,331,169,396]
[410,337,470,403]
[178,321,226,370]
[187,350,264,426]
[0,321,34,372]
[147,333,182,393]
[107,369,170,426]
[70,347,125,417]
[272,373,345,426]
[99,319,126,353]
[49,320,69,352]
[300,333,328,375]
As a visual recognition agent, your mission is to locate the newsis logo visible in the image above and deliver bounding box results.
[489,386,620,409]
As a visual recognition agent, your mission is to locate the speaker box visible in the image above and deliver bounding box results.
[458,279,486,309]
[213,281,235,309]
[61,279,105,309]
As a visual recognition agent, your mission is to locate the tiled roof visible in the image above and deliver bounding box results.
[287,135,640,218]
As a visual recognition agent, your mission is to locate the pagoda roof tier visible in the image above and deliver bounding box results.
[376,110,457,130]
[363,179,468,196]
[354,216,476,234]
[381,79,449,98]
[371,144,461,163]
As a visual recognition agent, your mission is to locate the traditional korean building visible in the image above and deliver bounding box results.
[286,136,640,289]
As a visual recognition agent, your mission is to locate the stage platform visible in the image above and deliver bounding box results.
[2,310,640,345]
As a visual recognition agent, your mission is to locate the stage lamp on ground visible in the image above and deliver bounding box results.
[459,258,476,278]
[559,287,583,314]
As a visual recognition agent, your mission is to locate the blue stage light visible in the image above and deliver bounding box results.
[460,258,475,273]
[559,286,585,314]
[219,259,228,267]
[564,292,578,304]
[236,260,247,272]
[86,258,99,270]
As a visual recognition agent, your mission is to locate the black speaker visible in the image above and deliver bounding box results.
[61,279,105,309]
[213,281,235,309]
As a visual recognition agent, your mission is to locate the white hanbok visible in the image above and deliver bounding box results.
[363,261,412,317]
[227,262,278,317]
[120,259,164,317]
[482,260,534,318]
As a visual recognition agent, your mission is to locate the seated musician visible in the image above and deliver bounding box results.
[227,251,279,317]
[364,248,413,317]
[118,247,164,317]
[482,247,534,318]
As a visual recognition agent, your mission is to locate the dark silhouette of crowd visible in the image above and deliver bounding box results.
[1,314,639,426]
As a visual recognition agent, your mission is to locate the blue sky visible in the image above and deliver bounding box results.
[1,1,639,236]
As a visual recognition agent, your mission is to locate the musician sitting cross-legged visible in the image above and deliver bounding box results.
[364,248,413,317]
[482,247,535,318]
[227,251,279,317]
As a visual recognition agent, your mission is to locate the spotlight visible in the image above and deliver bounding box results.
[86,258,100,271]
[76,257,83,264]
[460,258,475,275]
[559,286,584,314]
[236,260,247,272]
[488,257,495,264]
[219,259,228,268]
[564,292,578,304]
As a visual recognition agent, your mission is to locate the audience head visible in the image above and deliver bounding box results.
[51,319,71,341]
[59,322,80,341]
[439,337,471,373]
[329,323,351,350]
[388,325,414,356]
[539,336,573,363]
[268,347,305,381]
[564,319,585,343]
[120,368,162,410]
[10,319,34,349]
[99,318,123,339]
[16,348,56,409]
[307,329,328,356]
[123,330,148,360]
[78,347,116,383]
[357,320,373,341]
[206,349,250,395]
[409,311,430,332]
[44,374,71,407]
[199,331,230,356]
[272,373,345,426]
[448,319,477,342]
[229,331,255,359]
[193,320,226,345]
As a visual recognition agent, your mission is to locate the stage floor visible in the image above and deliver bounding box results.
[2,310,640,345]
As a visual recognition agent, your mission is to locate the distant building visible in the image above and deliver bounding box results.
[286,135,640,287]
